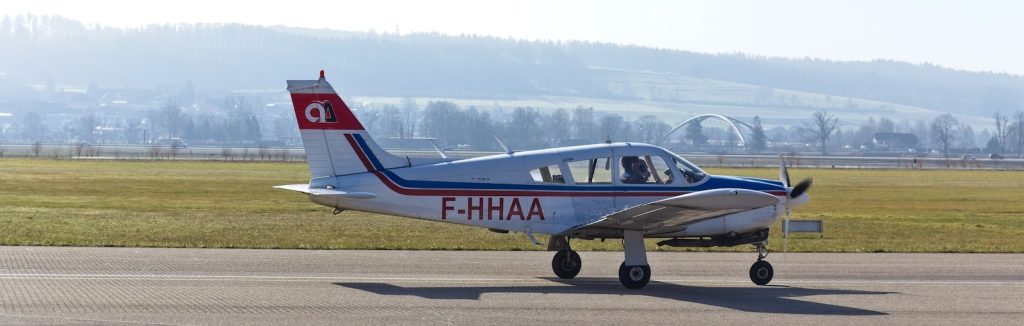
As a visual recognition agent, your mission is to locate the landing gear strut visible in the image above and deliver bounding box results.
[618,230,651,289]
[749,242,774,286]
[550,237,581,279]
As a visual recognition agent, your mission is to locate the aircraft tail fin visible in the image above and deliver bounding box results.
[286,71,407,178]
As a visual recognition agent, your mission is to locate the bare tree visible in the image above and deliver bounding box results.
[1015,110,1024,157]
[931,113,959,158]
[170,142,181,159]
[749,115,767,153]
[634,115,669,145]
[571,106,596,142]
[598,114,626,142]
[510,107,544,148]
[221,147,233,160]
[31,141,42,157]
[74,142,86,157]
[76,114,98,144]
[258,144,269,160]
[545,108,570,145]
[161,98,183,138]
[994,112,1009,155]
[400,97,419,139]
[382,105,405,138]
[808,110,839,155]
[421,100,458,143]
[957,124,976,150]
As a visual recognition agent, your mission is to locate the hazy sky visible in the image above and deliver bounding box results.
[4,0,1022,75]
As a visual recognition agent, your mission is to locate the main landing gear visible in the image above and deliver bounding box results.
[551,249,582,279]
[548,231,652,289]
[550,236,582,279]
[619,230,650,289]
[749,242,774,286]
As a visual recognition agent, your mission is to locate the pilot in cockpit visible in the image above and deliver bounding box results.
[620,156,651,184]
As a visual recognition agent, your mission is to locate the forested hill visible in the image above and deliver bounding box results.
[1,14,1022,116]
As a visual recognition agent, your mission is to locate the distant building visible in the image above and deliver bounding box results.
[872,132,919,151]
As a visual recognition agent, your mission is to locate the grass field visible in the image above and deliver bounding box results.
[1,158,1022,252]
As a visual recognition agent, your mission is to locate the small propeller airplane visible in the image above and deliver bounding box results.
[277,71,812,289]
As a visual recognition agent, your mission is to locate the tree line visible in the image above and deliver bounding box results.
[355,100,673,151]
[805,109,1024,158]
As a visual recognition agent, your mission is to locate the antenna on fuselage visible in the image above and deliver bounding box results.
[427,139,448,159]
[491,132,514,155]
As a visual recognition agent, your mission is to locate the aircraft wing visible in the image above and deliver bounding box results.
[576,188,780,234]
[273,184,376,199]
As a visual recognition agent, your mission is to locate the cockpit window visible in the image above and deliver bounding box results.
[529,165,566,184]
[670,155,708,185]
[620,155,673,185]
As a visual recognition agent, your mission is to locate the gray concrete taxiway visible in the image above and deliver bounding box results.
[0,247,1021,325]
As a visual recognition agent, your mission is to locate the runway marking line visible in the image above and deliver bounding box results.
[0,312,175,326]
[0,273,1021,286]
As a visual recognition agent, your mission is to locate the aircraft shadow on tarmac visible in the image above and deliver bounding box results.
[335,278,892,316]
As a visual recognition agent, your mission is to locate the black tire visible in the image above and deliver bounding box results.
[749,260,774,286]
[551,250,582,279]
[618,262,651,289]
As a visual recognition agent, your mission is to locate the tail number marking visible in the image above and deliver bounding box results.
[442,197,544,221]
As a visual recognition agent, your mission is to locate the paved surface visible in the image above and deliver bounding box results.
[0,247,1021,325]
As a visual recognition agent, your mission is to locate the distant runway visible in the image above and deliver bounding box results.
[0,247,1021,325]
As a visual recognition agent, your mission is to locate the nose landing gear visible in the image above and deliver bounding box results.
[749,243,774,286]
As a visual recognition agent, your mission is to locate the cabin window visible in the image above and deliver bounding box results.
[567,157,612,185]
[619,155,674,185]
[529,165,566,184]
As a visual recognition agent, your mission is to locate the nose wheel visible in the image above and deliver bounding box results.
[749,243,774,285]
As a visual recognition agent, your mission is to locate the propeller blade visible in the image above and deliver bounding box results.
[790,178,813,199]
[778,155,790,188]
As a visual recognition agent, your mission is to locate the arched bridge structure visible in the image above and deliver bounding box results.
[662,114,761,145]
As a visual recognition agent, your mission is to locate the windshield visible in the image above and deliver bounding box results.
[667,153,708,184]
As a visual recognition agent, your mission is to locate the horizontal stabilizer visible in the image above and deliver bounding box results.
[273,184,376,199]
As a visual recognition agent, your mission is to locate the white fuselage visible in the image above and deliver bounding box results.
[307,138,789,238]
